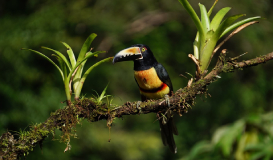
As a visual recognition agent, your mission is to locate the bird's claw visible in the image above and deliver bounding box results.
[136,101,142,114]
[161,113,168,125]
[165,95,170,108]
[162,94,173,125]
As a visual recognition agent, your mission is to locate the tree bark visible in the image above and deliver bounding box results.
[1,50,273,159]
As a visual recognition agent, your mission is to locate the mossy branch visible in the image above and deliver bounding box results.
[1,51,273,159]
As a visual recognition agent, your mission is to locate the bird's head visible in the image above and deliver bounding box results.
[113,44,158,70]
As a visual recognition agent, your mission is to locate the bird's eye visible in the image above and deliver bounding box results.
[141,47,146,52]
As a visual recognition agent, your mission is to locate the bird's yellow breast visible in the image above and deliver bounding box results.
[134,67,170,99]
[134,67,162,90]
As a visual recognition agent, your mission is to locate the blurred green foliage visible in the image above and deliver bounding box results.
[0,0,273,159]
[181,112,273,160]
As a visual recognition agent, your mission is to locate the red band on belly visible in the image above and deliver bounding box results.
[139,83,168,93]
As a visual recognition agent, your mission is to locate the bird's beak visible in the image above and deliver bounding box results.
[113,47,143,64]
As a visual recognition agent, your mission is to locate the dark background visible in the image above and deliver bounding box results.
[0,0,273,159]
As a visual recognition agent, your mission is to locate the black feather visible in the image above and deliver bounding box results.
[127,44,178,153]
[154,63,173,93]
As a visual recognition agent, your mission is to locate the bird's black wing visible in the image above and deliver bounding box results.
[154,63,178,153]
[154,63,173,93]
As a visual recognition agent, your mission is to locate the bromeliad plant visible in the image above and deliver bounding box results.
[23,33,112,105]
[178,0,261,77]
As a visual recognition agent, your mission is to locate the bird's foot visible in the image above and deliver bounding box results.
[162,94,173,124]
[136,101,142,114]
[165,95,170,108]
[161,113,168,125]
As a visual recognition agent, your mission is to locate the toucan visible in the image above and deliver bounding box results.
[113,44,178,153]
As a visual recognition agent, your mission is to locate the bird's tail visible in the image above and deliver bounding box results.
[159,115,178,153]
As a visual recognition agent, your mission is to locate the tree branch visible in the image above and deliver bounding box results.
[1,50,273,159]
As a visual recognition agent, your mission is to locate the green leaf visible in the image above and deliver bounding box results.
[77,33,97,63]
[41,46,72,71]
[74,57,112,99]
[213,120,245,156]
[235,130,259,160]
[187,141,213,159]
[245,140,273,160]
[249,150,267,160]
[264,154,272,160]
[77,51,106,70]
[78,51,94,76]
[73,52,94,91]
[73,33,97,90]
[68,51,106,84]
[22,48,64,80]
[212,126,229,144]
[220,16,261,38]
[199,3,210,33]
[61,42,76,68]
[52,54,68,79]
[52,55,69,102]
[82,57,111,84]
[98,83,109,103]
[208,0,218,17]
[214,14,245,39]
[193,32,200,59]
[244,143,265,151]
[178,0,205,40]
[210,7,231,32]
[206,30,215,38]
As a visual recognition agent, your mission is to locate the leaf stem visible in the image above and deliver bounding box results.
[74,57,112,99]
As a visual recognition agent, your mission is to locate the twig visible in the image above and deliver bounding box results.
[209,21,259,65]
[187,78,193,88]
[1,51,273,159]
[188,54,202,80]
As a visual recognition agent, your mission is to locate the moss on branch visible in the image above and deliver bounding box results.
[1,50,273,159]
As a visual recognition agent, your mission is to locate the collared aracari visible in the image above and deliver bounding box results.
[113,44,178,153]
